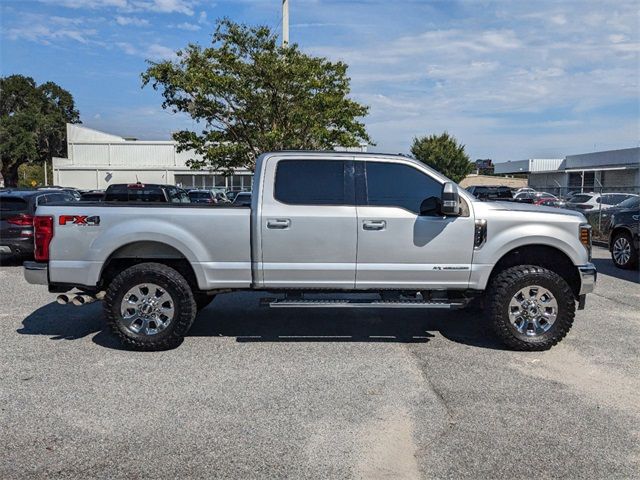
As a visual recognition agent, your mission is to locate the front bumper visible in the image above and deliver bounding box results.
[578,263,597,295]
[24,261,48,285]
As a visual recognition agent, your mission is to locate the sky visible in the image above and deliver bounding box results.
[1,0,638,162]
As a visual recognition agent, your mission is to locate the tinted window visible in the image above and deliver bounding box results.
[275,160,347,205]
[0,197,28,213]
[105,186,166,202]
[365,162,441,214]
[189,191,211,199]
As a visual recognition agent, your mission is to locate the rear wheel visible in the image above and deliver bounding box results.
[486,265,576,351]
[611,231,638,269]
[104,262,197,350]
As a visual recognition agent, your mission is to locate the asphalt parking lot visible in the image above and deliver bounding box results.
[1,246,638,479]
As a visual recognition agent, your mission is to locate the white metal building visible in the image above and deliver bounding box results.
[52,124,247,191]
[494,148,640,194]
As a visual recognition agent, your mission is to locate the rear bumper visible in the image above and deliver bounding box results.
[578,263,597,295]
[23,261,48,285]
[0,236,33,256]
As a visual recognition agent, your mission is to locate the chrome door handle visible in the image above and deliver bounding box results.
[267,218,291,229]
[363,220,386,231]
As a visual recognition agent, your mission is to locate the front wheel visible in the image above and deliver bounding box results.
[103,262,197,351]
[486,265,576,351]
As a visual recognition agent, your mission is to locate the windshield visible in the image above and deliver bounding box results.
[615,196,640,209]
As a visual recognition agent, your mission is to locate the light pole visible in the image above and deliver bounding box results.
[282,0,289,46]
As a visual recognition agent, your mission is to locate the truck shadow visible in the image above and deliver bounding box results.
[18,292,507,351]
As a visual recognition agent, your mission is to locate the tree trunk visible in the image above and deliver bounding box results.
[1,162,20,188]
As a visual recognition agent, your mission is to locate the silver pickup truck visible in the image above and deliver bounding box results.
[24,151,596,351]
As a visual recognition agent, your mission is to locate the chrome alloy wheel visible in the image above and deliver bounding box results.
[119,283,175,336]
[508,285,558,336]
[613,236,632,266]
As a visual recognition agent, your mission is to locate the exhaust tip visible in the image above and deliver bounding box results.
[56,294,70,305]
[72,295,86,306]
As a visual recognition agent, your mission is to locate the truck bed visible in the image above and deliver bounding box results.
[37,203,253,290]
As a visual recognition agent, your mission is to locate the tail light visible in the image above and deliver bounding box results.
[34,216,54,262]
[7,214,34,226]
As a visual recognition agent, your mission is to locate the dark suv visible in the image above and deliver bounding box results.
[104,183,190,203]
[607,197,640,269]
[1,189,76,259]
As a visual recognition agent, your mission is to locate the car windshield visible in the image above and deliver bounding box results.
[568,194,592,203]
[615,196,640,209]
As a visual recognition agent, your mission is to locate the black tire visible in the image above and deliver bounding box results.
[486,265,575,351]
[194,292,216,312]
[103,262,197,351]
[611,231,638,270]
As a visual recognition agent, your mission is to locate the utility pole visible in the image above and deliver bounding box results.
[44,159,48,186]
[282,0,289,46]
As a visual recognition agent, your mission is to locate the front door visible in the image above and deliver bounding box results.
[355,160,475,289]
[260,158,358,288]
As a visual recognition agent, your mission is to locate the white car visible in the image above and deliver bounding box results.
[567,192,639,212]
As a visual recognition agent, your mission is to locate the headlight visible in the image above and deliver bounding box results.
[579,223,592,261]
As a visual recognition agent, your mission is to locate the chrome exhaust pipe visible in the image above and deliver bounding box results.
[56,294,70,305]
[72,294,96,306]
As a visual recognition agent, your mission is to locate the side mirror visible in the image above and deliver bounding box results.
[441,182,460,216]
[420,196,441,216]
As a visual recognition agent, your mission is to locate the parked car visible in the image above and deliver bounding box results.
[232,191,252,207]
[585,196,640,233]
[532,193,559,205]
[466,185,513,201]
[538,198,567,208]
[1,189,76,259]
[607,201,639,269]
[188,190,217,204]
[566,192,638,212]
[104,183,190,203]
[514,191,556,204]
[515,187,536,195]
[24,151,596,352]
[80,190,105,202]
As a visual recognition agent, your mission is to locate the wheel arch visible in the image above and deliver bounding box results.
[99,241,199,291]
[487,244,581,298]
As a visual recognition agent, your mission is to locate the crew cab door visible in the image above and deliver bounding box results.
[259,158,357,288]
[355,159,475,289]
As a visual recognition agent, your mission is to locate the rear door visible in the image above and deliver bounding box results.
[355,159,475,289]
[260,158,357,288]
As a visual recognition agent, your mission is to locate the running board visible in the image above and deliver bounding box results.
[261,298,466,309]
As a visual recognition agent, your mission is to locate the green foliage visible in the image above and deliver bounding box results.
[410,132,474,184]
[0,75,80,187]
[142,18,371,173]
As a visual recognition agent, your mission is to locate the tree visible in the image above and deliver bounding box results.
[142,18,371,173]
[410,132,474,183]
[0,75,80,187]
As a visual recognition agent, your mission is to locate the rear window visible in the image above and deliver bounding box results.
[275,160,347,205]
[0,197,28,213]
[569,194,592,203]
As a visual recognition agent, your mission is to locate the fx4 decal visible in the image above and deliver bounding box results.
[59,215,100,226]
